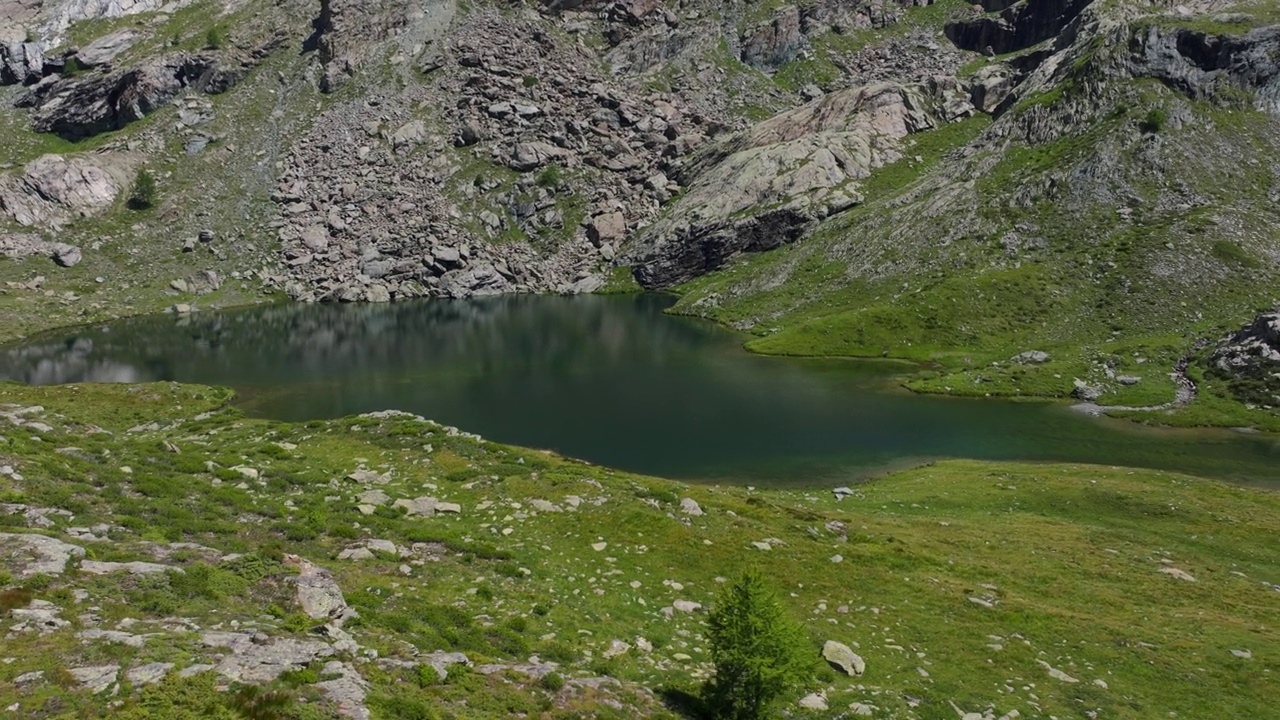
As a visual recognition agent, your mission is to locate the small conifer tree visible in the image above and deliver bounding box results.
[703,569,811,720]
[129,169,158,210]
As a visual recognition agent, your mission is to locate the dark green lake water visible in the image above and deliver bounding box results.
[3,294,1278,487]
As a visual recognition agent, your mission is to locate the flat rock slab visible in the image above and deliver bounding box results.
[0,532,85,576]
[126,662,175,686]
[80,560,176,575]
[69,665,120,694]
[200,631,334,684]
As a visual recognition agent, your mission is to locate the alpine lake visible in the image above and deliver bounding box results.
[3,293,1277,488]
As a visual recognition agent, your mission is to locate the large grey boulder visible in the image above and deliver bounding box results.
[288,557,350,620]
[822,640,865,676]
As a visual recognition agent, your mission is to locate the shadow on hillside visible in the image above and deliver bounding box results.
[657,686,707,719]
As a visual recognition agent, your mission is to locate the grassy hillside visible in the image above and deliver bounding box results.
[1,382,1277,718]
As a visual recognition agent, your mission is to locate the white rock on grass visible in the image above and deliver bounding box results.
[1036,660,1079,683]
[0,532,85,575]
[602,640,631,659]
[672,600,702,613]
[799,692,828,710]
[679,498,703,516]
[1159,567,1196,582]
[365,539,397,555]
[127,662,174,686]
[69,665,120,694]
[80,560,175,575]
[822,640,865,677]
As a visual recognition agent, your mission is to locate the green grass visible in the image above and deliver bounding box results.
[0,382,1277,718]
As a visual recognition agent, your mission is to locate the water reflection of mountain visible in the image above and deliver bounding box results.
[0,294,711,386]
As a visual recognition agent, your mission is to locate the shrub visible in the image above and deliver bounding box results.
[703,569,811,720]
[205,27,224,50]
[1140,107,1167,134]
[128,169,158,210]
[0,588,34,612]
[535,165,563,189]
[62,57,84,78]
[540,672,565,692]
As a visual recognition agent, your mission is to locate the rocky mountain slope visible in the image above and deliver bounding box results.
[0,0,962,329]
[1,0,1276,425]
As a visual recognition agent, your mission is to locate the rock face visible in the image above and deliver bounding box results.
[315,0,450,92]
[946,0,1094,55]
[1207,312,1280,409]
[1128,24,1280,114]
[74,28,140,67]
[740,6,804,69]
[201,631,334,683]
[0,153,133,229]
[631,82,956,288]
[15,52,254,140]
[0,27,45,86]
[275,7,721,303]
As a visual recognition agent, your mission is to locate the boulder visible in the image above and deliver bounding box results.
[289,557,349,620]
[315,661,370,720]
[1012,350,1050,364]
[126,662,174,686]
[200,631,334,683]
[822,640,865,676]
[0,532,85,575]
[392,120,427,150]
[394,496,439,516]
[679,497,703,516]
[509,141,570,171]
[587,211,627,247]
[50,243,81,266]
[0,29,44,86]
[1072,380,1103,402]
[0,153,133,229]
[79,560,174,575]
[799,692,829,710]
